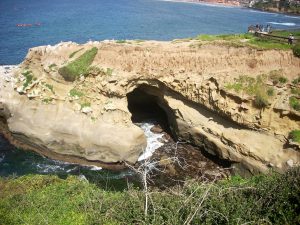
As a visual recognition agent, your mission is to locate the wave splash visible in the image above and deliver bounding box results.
[138,123,165,161]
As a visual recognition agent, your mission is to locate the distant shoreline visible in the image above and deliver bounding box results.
[162,0,300,16]
[161,0,242,8]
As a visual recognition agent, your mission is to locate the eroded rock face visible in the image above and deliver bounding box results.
[0,39,299,173]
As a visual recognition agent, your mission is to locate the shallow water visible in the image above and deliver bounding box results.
[0,135,142,189]
[0,0,299,64]
[0,122,164,188]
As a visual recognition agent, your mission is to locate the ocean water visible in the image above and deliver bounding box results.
[0,0,300,65]
[0,135,140,189]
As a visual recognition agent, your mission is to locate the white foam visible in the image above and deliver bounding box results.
[0,154,4,163]
[36,163,64,173]
[138,123,164,161]
[249,10,277,15]
[88,165,103,171]
[268,22,296,26]
[284,15,300,19]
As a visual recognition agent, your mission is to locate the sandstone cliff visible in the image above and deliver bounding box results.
[0,39,299,174]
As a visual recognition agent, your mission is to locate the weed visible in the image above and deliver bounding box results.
[254,91,269,108]
[48,64,57,70]
[106,68,113,76]
[289,96,300,111]
[293,44,300,58]
[80,101,91,109]
[225,75,271,108]
[58,47,98,81]
[267,87,275,96]
[22,71,36,90]
[291,88,300,97]
[116,40,127,44]
[279,76,288,84]
[269,70,287,85]
[224,83,243,92]
[69,89,84,98]
[42,98,53,104]
[289,130,300,143]
[45,83,55,94]
[292,76,300,85]
[69,48,84,58]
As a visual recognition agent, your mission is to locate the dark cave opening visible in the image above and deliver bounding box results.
[126,86,176,140]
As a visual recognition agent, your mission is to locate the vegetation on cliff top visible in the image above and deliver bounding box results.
[293,43,300,58]
[58,47,98,82]
[195,30,300,51]
[0,168,299,225]
[69,48,84,58]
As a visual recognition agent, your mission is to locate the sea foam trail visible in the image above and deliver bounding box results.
[268,22,296,26]
[138,123,164,161]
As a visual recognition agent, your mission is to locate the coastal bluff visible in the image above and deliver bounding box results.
[0,38,299,174]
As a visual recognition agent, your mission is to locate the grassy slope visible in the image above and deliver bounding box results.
[195,30,300,50]
[0,168,299,225]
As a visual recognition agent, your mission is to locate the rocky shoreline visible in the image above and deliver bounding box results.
[0,39,299,176]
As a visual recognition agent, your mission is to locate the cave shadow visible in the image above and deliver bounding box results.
[127,86,177,140]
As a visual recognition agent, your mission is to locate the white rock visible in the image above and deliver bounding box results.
[16,86,25,94]
[104,103,116,111]
[286,159,294,167]
[81,106,93,114]
[79,76,85,82]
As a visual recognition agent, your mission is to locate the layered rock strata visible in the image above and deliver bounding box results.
[0,39,299,174]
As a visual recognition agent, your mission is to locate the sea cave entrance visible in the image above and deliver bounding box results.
[126,85,177,140]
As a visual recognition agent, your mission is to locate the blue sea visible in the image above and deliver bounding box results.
[0,0,300,65]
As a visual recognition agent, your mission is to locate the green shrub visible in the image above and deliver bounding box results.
[269,70,287,84]
[292,76,300,85]
[289,130,300,143]
[22,71,36,90]
[42,98,53,104]
[292,44,300,57]
[45,83,55,94]
[254,91,269,108]
[58,47,98,82]
[0,168,299,225]
[106,68,113,76]
[48,63,57,70]
[69,88,84,97]
[267,87,275,96]
[225,75,271,108]
[278,76,288,84]
[80,101,91,109]
[291,87,300,97]
[289,96,300,111]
